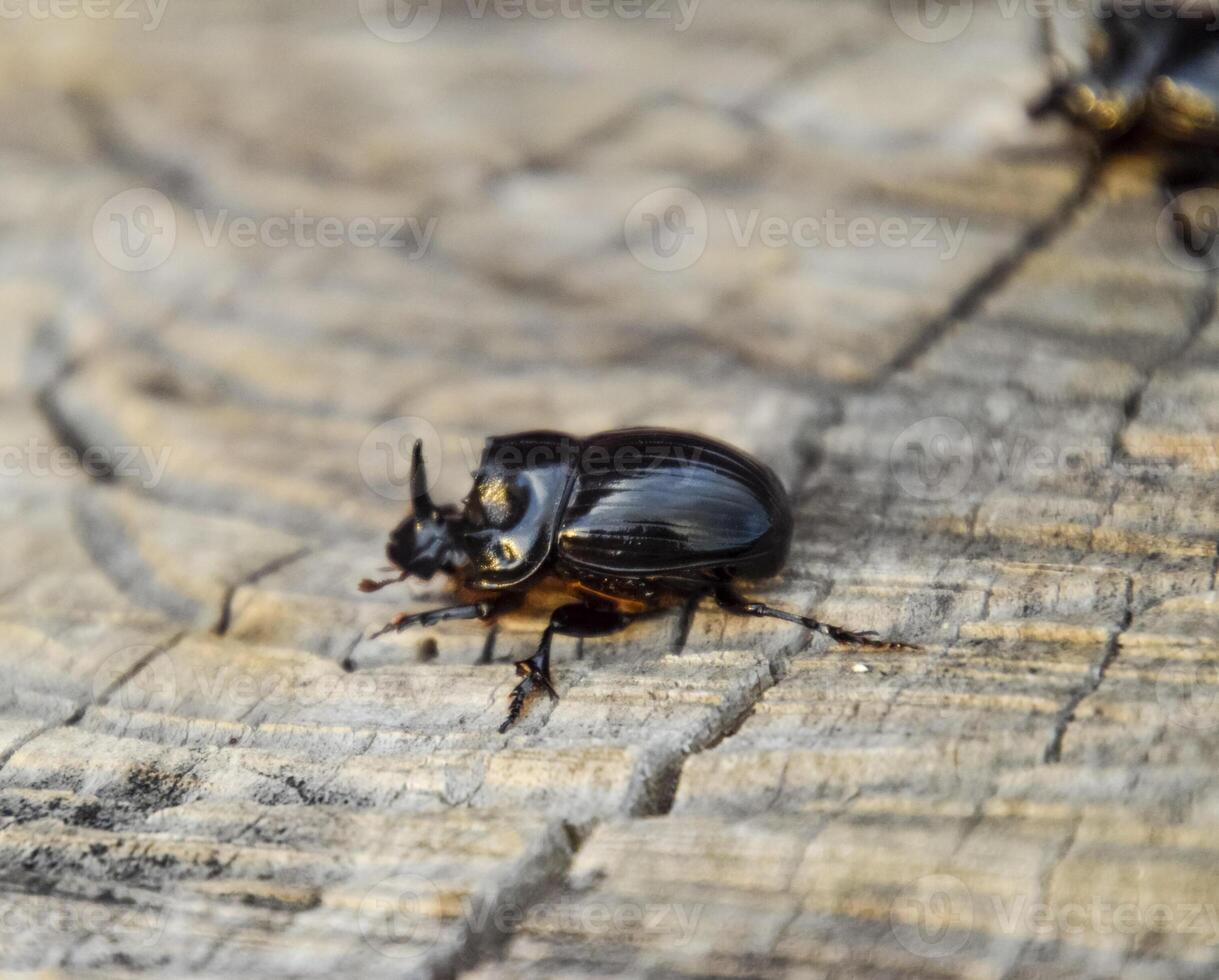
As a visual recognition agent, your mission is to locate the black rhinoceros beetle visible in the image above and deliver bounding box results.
[360,429,912,732]
[1036,0,1219,148]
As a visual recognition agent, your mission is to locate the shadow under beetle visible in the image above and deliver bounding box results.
[360,429,914,732]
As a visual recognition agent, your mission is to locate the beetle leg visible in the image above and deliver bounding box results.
[369,599,499,640]
[713,585,917,651]
[499,628,557,734]
[498,602,636,732]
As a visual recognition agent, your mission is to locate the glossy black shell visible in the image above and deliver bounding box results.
[458,428,793,590]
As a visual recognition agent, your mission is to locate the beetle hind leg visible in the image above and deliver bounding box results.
[714,585,917,652]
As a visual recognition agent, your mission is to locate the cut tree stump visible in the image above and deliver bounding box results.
[0,1,1217,977]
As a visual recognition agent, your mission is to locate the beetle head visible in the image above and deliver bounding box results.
[385,440,467,579]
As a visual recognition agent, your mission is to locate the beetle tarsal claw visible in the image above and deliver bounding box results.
[817,623,919,652]
[368,613,410,640]
[498,657,559,732]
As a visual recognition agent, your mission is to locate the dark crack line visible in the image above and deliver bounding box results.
[66,89,208,211]
[879,151,1104,383]
[1112,263,1219,462]
[998,813,1082,980]
[1042,576,1133,764]
[212,546,315,636]
[445,819,582,980]
[0,631,187,775]
[70,490,206,625]
[33,384,116,484]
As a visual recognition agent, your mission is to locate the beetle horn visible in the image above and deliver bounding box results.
[410,439,438,519]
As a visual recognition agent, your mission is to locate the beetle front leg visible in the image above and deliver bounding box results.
[369,597,507,640]
[714,585,916,651]
[499,602,634,732]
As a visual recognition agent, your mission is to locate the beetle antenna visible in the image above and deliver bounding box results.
[359,572,406,594]
[410,439,438,519]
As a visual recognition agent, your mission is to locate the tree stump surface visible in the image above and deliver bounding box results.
[1,1,1218,976]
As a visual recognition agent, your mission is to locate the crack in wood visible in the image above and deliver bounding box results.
[1112,264,1219,462]
[1042,575,1133,764]
[212,546,315,636]
[881,151,1105,382]
[0,631,186,775]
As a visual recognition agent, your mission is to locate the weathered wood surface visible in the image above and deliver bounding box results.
[1,0,1217,976]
